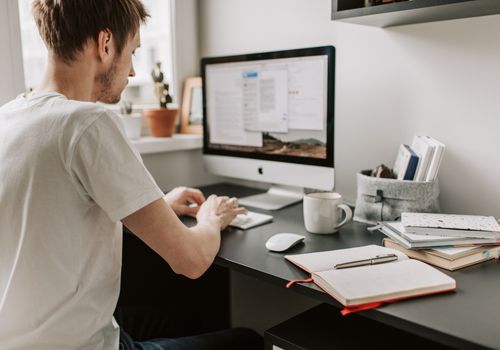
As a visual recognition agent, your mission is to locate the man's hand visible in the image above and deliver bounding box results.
[123,191,246,279]
[196,195,247,230]
[163,186,206,217]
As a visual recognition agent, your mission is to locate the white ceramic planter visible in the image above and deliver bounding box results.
[118,113,142,140]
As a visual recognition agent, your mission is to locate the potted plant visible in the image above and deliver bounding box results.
[143,62,178,137]
[118,100,142,140]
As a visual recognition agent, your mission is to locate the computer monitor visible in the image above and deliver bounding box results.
[201,46,335,210]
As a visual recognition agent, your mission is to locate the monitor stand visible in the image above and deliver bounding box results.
[238,185,303,211]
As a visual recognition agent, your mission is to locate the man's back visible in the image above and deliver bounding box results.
[0,1,261,348]
[0,92,163,349]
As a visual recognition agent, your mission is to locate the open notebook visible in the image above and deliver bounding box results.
[285,245,456,315]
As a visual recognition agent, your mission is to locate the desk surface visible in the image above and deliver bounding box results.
[194,183,500,350]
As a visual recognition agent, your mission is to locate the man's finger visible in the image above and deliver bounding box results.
[234,207,247,215]
[183,205,200,216]
[227,197,238,207]
[218,196,230,203]
[186,188,206,204]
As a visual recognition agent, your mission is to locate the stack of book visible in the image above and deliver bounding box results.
[378,212,500,270]
[393,135,445,181]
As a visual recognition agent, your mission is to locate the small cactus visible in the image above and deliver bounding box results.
[120,100,133,115]
[151,62,173,108]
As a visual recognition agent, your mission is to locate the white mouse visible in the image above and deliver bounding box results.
[265,233,305,252]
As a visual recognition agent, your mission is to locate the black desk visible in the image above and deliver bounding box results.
[197,183,500,350]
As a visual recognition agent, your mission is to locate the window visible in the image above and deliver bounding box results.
[17,0,175,105]
[18,0,45,91]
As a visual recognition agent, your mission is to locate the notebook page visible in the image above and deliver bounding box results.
[314,259,455,306]
[285,245,408,273]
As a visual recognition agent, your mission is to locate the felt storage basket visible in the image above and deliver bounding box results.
[353,170,440,224]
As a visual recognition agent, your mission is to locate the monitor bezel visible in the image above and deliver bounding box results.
[201,45,335,168]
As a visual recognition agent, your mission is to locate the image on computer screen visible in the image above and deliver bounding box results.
[201,46,334,168]
[201,47,334,209]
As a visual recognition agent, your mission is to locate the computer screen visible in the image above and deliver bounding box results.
[201,46,335,210]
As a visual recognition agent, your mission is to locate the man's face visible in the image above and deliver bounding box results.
[95,31,140,104]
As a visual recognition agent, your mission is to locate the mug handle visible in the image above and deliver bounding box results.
[334,204,353,230]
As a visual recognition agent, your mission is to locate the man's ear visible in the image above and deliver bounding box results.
[96,29,114,63]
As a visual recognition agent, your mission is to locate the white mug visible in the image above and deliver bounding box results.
[303,192,353,234]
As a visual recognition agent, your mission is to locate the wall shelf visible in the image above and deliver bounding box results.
[332,0,500,27]
[131,134,202,155]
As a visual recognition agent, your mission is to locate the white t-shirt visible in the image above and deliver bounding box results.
[0,92,164,350]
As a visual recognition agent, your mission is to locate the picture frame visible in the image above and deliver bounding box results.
[180,77,203,134]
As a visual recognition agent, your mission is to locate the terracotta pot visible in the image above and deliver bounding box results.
[143,108,178,137]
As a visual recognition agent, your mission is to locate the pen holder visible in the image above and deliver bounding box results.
[353,170,440,224]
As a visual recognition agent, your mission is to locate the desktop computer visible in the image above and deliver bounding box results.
[201,46,335,210]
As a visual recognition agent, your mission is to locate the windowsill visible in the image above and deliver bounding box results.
[100,103,180,113]
[131,134,202,155]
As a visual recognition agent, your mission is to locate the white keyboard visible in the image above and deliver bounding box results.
[230,211,273,230]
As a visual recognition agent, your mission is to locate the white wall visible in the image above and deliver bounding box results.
[138,0,222,191]
[141,149,221,190]
[172,0,201,104]
[199,0,500,218]
[0,0,25,104]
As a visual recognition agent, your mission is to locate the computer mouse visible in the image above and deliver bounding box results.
[265,233,305,252]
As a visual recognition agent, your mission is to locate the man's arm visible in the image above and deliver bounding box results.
[122,193,245,279]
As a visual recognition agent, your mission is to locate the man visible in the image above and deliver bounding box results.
[0,0,262,349]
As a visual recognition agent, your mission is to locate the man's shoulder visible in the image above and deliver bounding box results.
[48,99,124,153]
[63,100,116,122]
[1,92,118,125]
[58,100,121,135]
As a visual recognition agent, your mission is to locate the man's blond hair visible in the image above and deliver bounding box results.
[33,0,149,62]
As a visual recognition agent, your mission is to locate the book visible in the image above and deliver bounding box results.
[401,212,500,239]
[285,245,456,314]
[378,221,500,249]
[411,135,435,181]
[424,136,445,182]
[383,238,500,271]
[393,144,419,180]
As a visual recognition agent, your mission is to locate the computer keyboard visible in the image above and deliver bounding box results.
[230,211,273,230]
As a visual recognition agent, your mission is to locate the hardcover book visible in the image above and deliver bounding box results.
[411,135,434,182]
[383,238,500,271]
[424,136,445,182]
[378,221,500,249]
[401,212,500,239]
[393,144,419,181]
